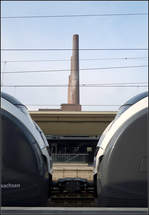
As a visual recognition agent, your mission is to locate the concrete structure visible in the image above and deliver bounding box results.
[30,111,116,136]
[61,104,81,111]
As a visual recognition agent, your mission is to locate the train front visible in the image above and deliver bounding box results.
[96,92,148,207]
[1,92,52,206]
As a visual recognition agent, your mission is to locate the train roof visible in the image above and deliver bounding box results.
[121,91,148,107]
[1,92,26,107]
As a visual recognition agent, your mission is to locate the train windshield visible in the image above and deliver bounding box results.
[1,92,33,123]
[114,104,130,120]
[114,91,148,120]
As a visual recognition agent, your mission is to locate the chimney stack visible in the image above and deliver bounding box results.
[68,34,80,104]
[61,34,81,111]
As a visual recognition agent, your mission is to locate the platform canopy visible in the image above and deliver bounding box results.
[30,111,116,137]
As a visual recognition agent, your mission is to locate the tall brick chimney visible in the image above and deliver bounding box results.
[61,34,81,111]
[68,34,80,104]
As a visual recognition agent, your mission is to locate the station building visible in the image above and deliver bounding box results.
[30,111,116,163]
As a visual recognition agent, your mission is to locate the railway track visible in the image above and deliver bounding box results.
[48,189,96,207]
[48,178,96,206]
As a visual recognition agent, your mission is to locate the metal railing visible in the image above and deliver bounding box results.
[52,153,89,163]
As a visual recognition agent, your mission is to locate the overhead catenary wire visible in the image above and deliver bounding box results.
[2,82,147,86]
[1,57,148,63]
[2,86,147,88]
[1,13,147,19]
[1,48,148,51]
[2,65,148,74]
[2,83,148,88]
[26,104,121,107]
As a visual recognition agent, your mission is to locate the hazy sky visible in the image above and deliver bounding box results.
[1,1,148,111]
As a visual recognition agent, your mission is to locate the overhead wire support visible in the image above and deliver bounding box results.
[1,13,148,19]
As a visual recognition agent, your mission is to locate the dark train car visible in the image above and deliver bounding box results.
[1,92,52,206]
[96,93,148,207]
[93,91,148,186]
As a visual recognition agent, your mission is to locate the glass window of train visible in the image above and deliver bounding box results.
[115,104,130,120]
[114,91,148,120]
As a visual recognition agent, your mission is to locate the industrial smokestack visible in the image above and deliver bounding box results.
[68,34,80,104]
[68,56,73,104]
[62,34,81,111]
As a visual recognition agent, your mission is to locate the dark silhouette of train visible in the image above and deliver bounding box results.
[1,92,53,206]
[94,92,148,207]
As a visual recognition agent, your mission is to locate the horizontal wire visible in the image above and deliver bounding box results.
[2,13,147,19]
[2,85,147,88]
[26,104,121,107]
[1,48,148,51]
[1,82,147,87]
[1,57,148,63]
[2,65,148,74]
